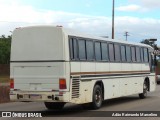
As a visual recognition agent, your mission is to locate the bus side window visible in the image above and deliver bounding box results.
[78,39,86,60]
[86,40,94,60]
[131,46,136,62]
[95,42,102,61]
[69,38,78,60]
[109,43,114,62]
[121,45,126,62]
[114,44,121,62]
[144,48,149,62]
[136,47,141,62]
[126,46,131,62]
[140,48,144,62]
[69,38,73,60]
[101,42,109,61]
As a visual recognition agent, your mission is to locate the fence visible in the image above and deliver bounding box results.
[0,64,10,103]
[0,86,10,103]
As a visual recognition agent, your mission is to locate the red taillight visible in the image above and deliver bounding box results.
[59,78,66,89]
[10,79,14,89]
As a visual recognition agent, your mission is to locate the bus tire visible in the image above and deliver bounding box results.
[91,85,103,109]
[139,80,148,99]
[44,102,65,110]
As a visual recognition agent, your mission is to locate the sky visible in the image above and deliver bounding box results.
[0,0,160,44]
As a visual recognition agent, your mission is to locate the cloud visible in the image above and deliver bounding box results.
[115,17,160,40]
[115,4,142,12]
[117,0,160,12]
[141,0,160,9]
[0,0,160,44]
[129,0,160,11]
[0,0,111,35]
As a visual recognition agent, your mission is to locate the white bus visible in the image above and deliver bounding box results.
[10,26,156,110]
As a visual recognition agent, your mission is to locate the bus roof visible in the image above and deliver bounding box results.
[15,25,153,50]
[63,28,152,49]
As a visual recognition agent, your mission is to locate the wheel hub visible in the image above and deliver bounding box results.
[95,90,101,104]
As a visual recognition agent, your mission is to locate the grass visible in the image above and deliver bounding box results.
[0,75,10,83]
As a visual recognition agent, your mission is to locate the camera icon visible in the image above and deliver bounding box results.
[2,112,11,117]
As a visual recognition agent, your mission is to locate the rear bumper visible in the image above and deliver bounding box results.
[9,90,70,102]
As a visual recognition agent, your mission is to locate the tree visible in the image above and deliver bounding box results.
[0,36,11,64]
[141,39,158,47]
[141,39,160,60]
[141,39,151,45]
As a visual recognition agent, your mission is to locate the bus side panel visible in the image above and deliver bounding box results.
[141,63,156,92]
[70,62,94,104]
[103,79,120,99]
[109,63,121,72]
[95,62,109,73]
[81,62,96,73]
[79,80,94,103]
[149,74,156,92]
[142,63,150,72]
[121,63,132,71]
[118,75,152,97]
[131,63,141,71]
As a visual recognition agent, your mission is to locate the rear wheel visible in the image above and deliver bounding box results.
[91,85,103,109]
[139,80,148,99]
[44,102,65,110]
[82,85,103,110]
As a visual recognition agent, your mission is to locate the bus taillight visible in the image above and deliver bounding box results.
[59,78,67,89]
[10,79,14,89]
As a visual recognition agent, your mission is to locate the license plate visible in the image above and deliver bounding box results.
[29,94,42,99]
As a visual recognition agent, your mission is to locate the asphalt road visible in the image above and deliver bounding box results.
[0,85,160,120]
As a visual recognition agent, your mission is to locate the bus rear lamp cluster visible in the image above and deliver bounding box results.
[59,78,67,89]
[10,79,14,89]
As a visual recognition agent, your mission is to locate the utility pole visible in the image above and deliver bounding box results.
[124,31,129,41]
[112,0,115,39]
